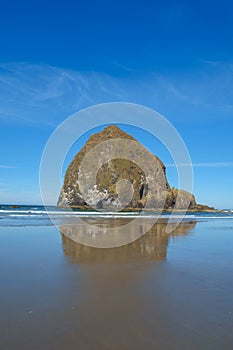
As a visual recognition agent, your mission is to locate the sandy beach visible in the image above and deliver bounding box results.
[1,218,233,350]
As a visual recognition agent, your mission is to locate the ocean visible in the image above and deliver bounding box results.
[0,205,233,349]
[0,204,233,227]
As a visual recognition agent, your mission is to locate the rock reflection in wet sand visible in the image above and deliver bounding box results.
[60,219,196,263]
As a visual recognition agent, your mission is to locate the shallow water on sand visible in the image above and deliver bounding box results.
[0,219,233,350]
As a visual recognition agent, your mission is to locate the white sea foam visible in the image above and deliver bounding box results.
[1,210,233,220]
[0,208,233,222]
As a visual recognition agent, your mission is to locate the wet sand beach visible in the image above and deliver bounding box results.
[0,218,233,349]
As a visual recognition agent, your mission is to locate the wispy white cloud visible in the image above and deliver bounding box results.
[166,162,233,168]
[0,165,16,168]
[0,62,128,127]
[0,61,233,127]
[171,60,233,111]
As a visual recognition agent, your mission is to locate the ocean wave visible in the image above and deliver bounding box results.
[0,206,233,227]
[1,213,233,221]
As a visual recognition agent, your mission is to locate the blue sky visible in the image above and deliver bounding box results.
[0,0,233,208]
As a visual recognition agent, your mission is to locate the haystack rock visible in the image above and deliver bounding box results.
[57,125,211,211]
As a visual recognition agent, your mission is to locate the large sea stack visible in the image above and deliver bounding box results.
[57,125,212,211]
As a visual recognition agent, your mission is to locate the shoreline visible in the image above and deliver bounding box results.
[57,204,223,213]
